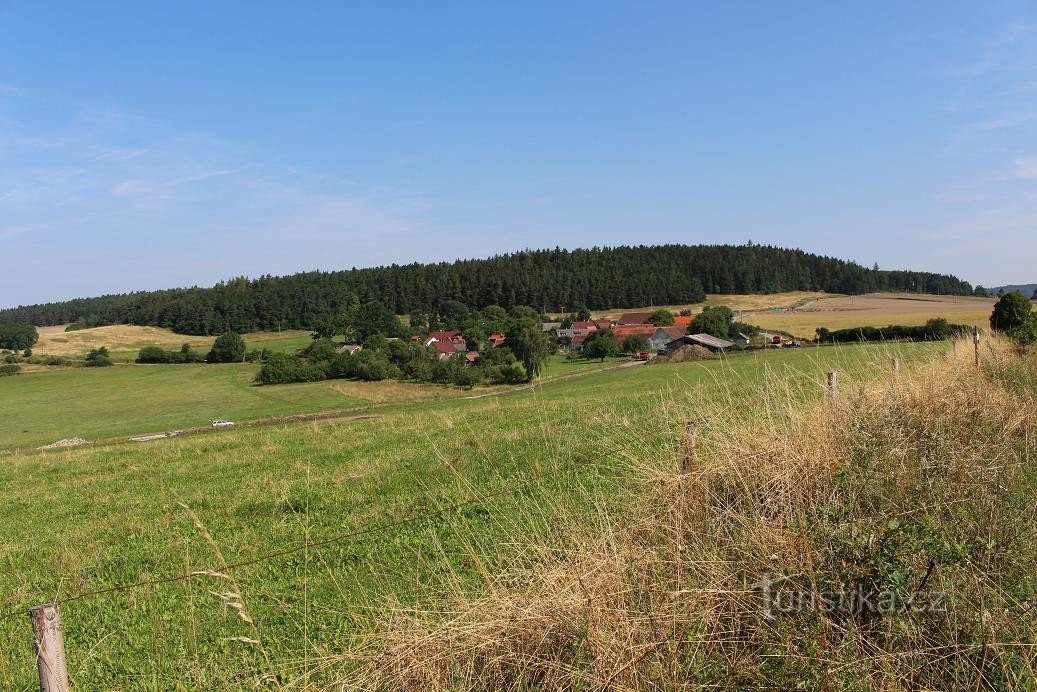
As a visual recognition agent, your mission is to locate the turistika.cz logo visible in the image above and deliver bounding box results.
[751,572,947,619]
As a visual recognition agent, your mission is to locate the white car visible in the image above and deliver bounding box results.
[210,419,235,428]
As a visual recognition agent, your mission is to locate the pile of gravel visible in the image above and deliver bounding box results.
[651,344,714,364]
[40,437,88,449]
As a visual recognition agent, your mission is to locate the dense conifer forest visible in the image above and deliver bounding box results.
[0,244,973,335]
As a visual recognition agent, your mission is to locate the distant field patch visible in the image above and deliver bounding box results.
[741,293,996,338]
[591,291,830,319]
[32,325,313,362]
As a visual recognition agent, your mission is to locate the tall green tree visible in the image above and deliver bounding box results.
[990,292,1033,331]
[0,324,38,350]
[622,334,650,353]
[691,306,734,339]
[583,329,621,361]
[647,309,675,326]
[506,320,552,379]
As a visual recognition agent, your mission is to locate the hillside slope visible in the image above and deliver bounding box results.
[0,244,973,334]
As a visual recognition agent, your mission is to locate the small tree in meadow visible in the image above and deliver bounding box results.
[207,332,246,363]
[583,330,621,362]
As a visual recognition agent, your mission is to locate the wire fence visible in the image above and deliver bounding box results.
[2,471,549,624]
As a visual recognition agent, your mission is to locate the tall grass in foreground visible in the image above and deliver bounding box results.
[341,337,1037,690]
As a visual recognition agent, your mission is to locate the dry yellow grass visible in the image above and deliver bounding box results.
[326,379,477,405]
[744,293,997,338]
[342,335,1037,689]
[32,324,312,358]
[33,325,214,357]
[591,291,829,319]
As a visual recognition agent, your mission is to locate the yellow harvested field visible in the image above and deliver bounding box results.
[591,291,829,319]
[740,293,997,338]
[33,324,312,358]
[34,325,213,357]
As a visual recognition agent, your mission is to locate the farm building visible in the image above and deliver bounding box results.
[664,333,734,354]
[335,343,363,355]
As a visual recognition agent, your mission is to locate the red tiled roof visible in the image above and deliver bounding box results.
[570,321,598,330]
[432,340,462,355]
[674,315,696,326]
[428,330,462,341]
[616,312,654,325]
[611,325,657,338]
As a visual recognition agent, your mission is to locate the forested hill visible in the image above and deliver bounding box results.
[1,244,973,335]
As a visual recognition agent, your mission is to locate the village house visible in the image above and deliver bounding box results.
[424,329,468,358]
[487,332,506,348]
[335,343,363,355]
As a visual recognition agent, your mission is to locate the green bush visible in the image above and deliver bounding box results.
[256,353,301,384]
[206,332,246,363]
[136,344,205,364]
[84,347,113,367]
[0,363,20,376]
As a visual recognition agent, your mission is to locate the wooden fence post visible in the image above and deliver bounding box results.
[30,603,69,692]
[826,370,838,400]
[682,421,698,473]
[891,357,900,374]
[973,328,981,368]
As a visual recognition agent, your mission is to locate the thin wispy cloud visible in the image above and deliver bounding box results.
[1015,156,1037,180]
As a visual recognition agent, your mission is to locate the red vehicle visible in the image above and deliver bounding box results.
[636,351,651,361]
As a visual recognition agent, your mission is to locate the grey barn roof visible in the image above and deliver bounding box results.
[685,333,734,349]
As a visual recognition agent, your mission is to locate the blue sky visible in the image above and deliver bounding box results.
[1,1,1035,307]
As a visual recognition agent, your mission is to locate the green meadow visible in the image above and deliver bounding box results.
[0,343,938,688]
[0,364,365,449]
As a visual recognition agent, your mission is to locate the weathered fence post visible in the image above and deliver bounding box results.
[682,421,698,473]
[891,357,900,374]
[973,327,981,368]
[826,370,838,400]
[30,603,69,692]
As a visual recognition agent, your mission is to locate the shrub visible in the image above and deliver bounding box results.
[488,362,528,384]
[256,353,301,384]
[0,363,20,376]
[207,332,246,363]
[136,346,168,364]
[84,347,113,367]
[136,344,205,364]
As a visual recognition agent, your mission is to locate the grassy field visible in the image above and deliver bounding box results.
[0,354,620,450]
[0,341,941,688]
[32,325,315,363]
[0,364,366,449]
